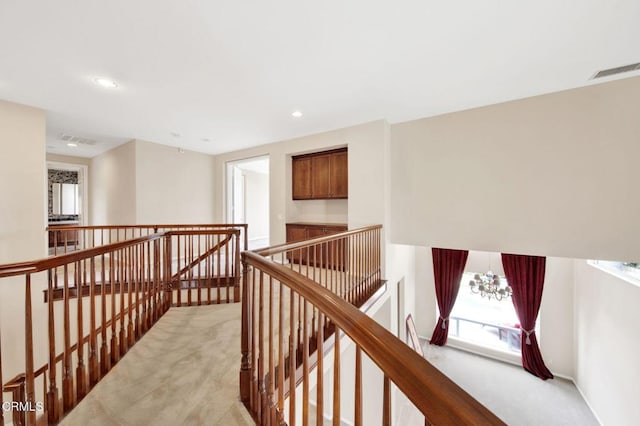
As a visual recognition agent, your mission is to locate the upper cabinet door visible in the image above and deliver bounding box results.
[329,150,348,198]
[311,154,331,198]
[292,157,312,199]
[292,148,348,200]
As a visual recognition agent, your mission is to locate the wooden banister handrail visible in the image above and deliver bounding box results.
[46,223,248,231]
[253,224,381,257]
[0,234,164,278]
[243,250,504,425]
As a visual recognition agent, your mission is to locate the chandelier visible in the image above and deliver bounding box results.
[468,271,512,301]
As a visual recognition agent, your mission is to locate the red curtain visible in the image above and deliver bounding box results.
[429,248,469,346]
[501,253,554,380]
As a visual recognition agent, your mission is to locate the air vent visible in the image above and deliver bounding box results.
[592,62,640,79]
[59,134,97,145]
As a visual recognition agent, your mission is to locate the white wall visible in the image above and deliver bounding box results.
[243,169,269,241]
[0,100,47,262]
[574,262,640,426]
[134,140,215,224]
[391,76,640,262]
[90,139,215,225]
[0,99,48,389]
[90,140,137,225]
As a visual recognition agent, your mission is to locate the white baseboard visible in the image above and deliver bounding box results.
[571,379,604,426]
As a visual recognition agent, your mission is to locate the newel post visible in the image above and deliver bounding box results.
[240,252,251,404]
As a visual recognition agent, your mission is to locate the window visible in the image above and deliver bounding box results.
[449,271,526,353]
[589,259,640,286]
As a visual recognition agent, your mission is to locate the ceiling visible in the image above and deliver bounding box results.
[1,1,639,158]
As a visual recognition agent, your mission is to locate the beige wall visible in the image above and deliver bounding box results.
[90,140,137,225]
[46,153,91,166]
[0,99,47,385]
[0,100,47,262]
[391,76,640,262]
[134,140,215,224]
[574,262,640,426]
[90,140,215,225]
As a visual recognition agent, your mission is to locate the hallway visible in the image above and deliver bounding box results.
[61,304,253,426]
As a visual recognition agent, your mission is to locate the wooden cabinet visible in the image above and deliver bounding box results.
[292,148,348,200]
[286,223,347,269]
[292,157,312,199]
[48,223,79,247]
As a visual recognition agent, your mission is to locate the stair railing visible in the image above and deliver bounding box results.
[241,225,504,425]
[254,225,384,308]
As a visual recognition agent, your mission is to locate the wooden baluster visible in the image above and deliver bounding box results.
[332,328,340,426]
[187,234,193,307]
[302,297,310,426]
[359,232,363,299]
[147,240,153,329]
[62,265,74,412]
[235,231,241,302]
[142,242,148,333]
[163,236,171,312]
[354,346,362,426]
[257,271,265,424]
[217,234,222,303]
[206,234,211,305]
[0,321,4,426]
[119,248,127,357]
[100,252,109,375]
[277,281,285,424]
[154,238,160,320]
[110,248,119,365]
[76,261,87,400]
[226,232,231,303]
[289,288,297,426]
[133,244,140,340]
[297,294,302,364]
[89,257,99,387]
[47,269,59,424]
[176,235,182,307]
[316,311,324,426]
[197,233,202,306]
[250,267,258,415]
[268,276,276,425]
[24,274,36,425]
[383,375,391,426]
[240,254,251,404]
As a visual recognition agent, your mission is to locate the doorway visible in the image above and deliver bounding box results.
[226,156,270,250]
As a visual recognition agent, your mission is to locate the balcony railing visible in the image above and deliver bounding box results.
[0,224,245,425]
[240,225,504,425]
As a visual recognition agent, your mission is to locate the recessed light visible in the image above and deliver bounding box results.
[67,143,78,147]
[201,138,211,142]
[291,110,303,118]
[94,77,118,89]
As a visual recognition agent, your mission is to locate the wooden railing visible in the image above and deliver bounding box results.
[0,224,245,425]
[165,229,242,305]
[241,225,504,425]
[47,223,248,255]
[254,225,384,308]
